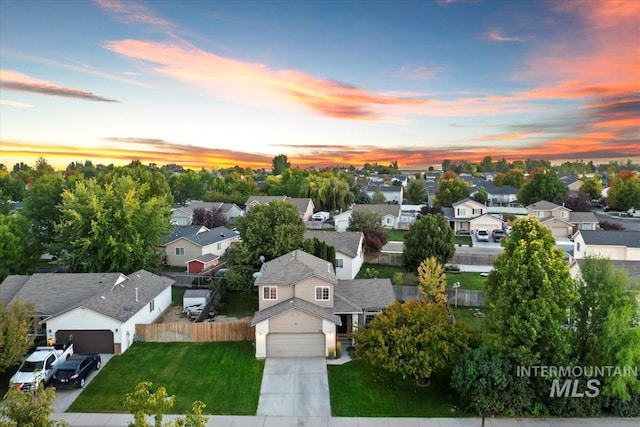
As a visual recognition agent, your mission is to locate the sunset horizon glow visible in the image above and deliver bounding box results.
[1,0,638,170]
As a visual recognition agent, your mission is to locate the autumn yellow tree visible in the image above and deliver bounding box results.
[417,257,448,304]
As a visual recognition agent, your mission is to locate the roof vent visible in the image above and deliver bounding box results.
[327,262,331,273]
[123,304,133,311]
[221,233,225,237]
[100,295,105,300]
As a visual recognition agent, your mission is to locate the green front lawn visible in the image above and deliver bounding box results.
[455,235,472,246]
[451,306,490,334]
[446,272,487,290]
[68,342,264,415]
[328,361,457,416]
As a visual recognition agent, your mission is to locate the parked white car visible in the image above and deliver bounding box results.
[476,229,490,242]
[311,211,330,221]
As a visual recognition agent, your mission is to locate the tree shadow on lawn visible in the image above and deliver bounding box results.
[328,360,460,417]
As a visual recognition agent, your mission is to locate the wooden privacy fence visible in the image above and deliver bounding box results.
[135,319,255,343]
[392,286,486,307]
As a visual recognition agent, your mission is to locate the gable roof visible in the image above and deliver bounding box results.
[335,279,395,312]
[304,231,363,258]
[1,270,174,322]
[527,201,570,211]
[251,297,341,325]
[452,198,485,208]
[244,196,313,214]
[187,253,219,264]
[0,275,30,306]
[578,230,640,248]
[162,225,237,247]
[255,249,337,286]
[352,203,401,217]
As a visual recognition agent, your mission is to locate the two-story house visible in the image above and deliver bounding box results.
[304,231,364,280]
[251,250,394,358]
[444,198,502,234]
[245,196,315,222]
[162,225,240,268]
[526,201,598,240]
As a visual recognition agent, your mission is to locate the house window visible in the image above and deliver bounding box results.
[263,286,277,300]
[385,217,391,224]
[561,211,568,218]
[364,314,376,325]
[576,242,581,252]
[175,247,185,256]
[217,242,222,250]
[315,286,330,301]
[472,208,483,216]
[149,299,155,312]
[335,259,344,268]
[537,211,545,218]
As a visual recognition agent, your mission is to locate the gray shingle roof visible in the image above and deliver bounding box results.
[352,204,400,217]
[162,225,237,246]
[527,201,566,211]
[579,230,640,248]
[251,297,341,325]
[2,270,174,322]
[0,275,30,306]
[255,250,337,286]
[332,293,362,313]
[336,279,395,311]
[365,184,403,193]
[569,212,598,224]
[304,231,363,258]
[188,253,219,263]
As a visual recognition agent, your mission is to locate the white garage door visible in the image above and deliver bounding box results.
[266,333,325,358]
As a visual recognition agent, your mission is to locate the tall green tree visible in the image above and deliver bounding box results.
[0,300,35,373]
[485,217,576,366]
[227,200,305,291]
[170,170,206,206]
[493,169,525,189]
[0,214,40,281]
[472,186,489,205]
[21,173,64,249]
[371,188,387,204]
[53,176,172,273]
[271,154,291,175]
[347,210,381,231]
[517,169,568,206]
[434,177,469,207]
[405,179,427,204]
[574,256,640,400]
[107,160,173,204]
[355,300,468,384]
[606,170,640,210]
[403,214,455,272]
[579,178,603,201]
[417,257,448,304]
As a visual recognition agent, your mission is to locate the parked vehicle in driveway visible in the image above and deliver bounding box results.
[476,229,489,242]
[53,353,101,389]
[10,342,74,392]
[311,211,330,221]
[492,229,506,241]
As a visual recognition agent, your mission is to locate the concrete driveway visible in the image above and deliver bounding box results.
[53,353,114,412]
[257,357,330,417]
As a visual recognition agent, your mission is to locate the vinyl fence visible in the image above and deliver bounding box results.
[135,319,255,343]
[392,286,486,307]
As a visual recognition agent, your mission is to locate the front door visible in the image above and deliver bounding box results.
[337,315,348,334]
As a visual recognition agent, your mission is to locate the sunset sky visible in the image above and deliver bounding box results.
[1,0,638,170]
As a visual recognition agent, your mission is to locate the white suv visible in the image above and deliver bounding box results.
[476,229,489,242]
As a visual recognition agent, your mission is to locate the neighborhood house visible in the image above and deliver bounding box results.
[0,270,173,354]
[251,250,395,358]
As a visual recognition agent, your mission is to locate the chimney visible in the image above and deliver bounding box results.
[135,287,139,302]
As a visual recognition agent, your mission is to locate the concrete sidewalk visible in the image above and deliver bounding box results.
[52,413,640,426]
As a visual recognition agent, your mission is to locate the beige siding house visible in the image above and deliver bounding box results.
[352,204,402,229]
[526,201,598,240]
[162,225,240,268]
[251,250,394,358]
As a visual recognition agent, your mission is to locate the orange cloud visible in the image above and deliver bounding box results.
[104,39,425,120]
[93,0,173,28]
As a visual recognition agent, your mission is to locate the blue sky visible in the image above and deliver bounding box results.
[1,0,638,170]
